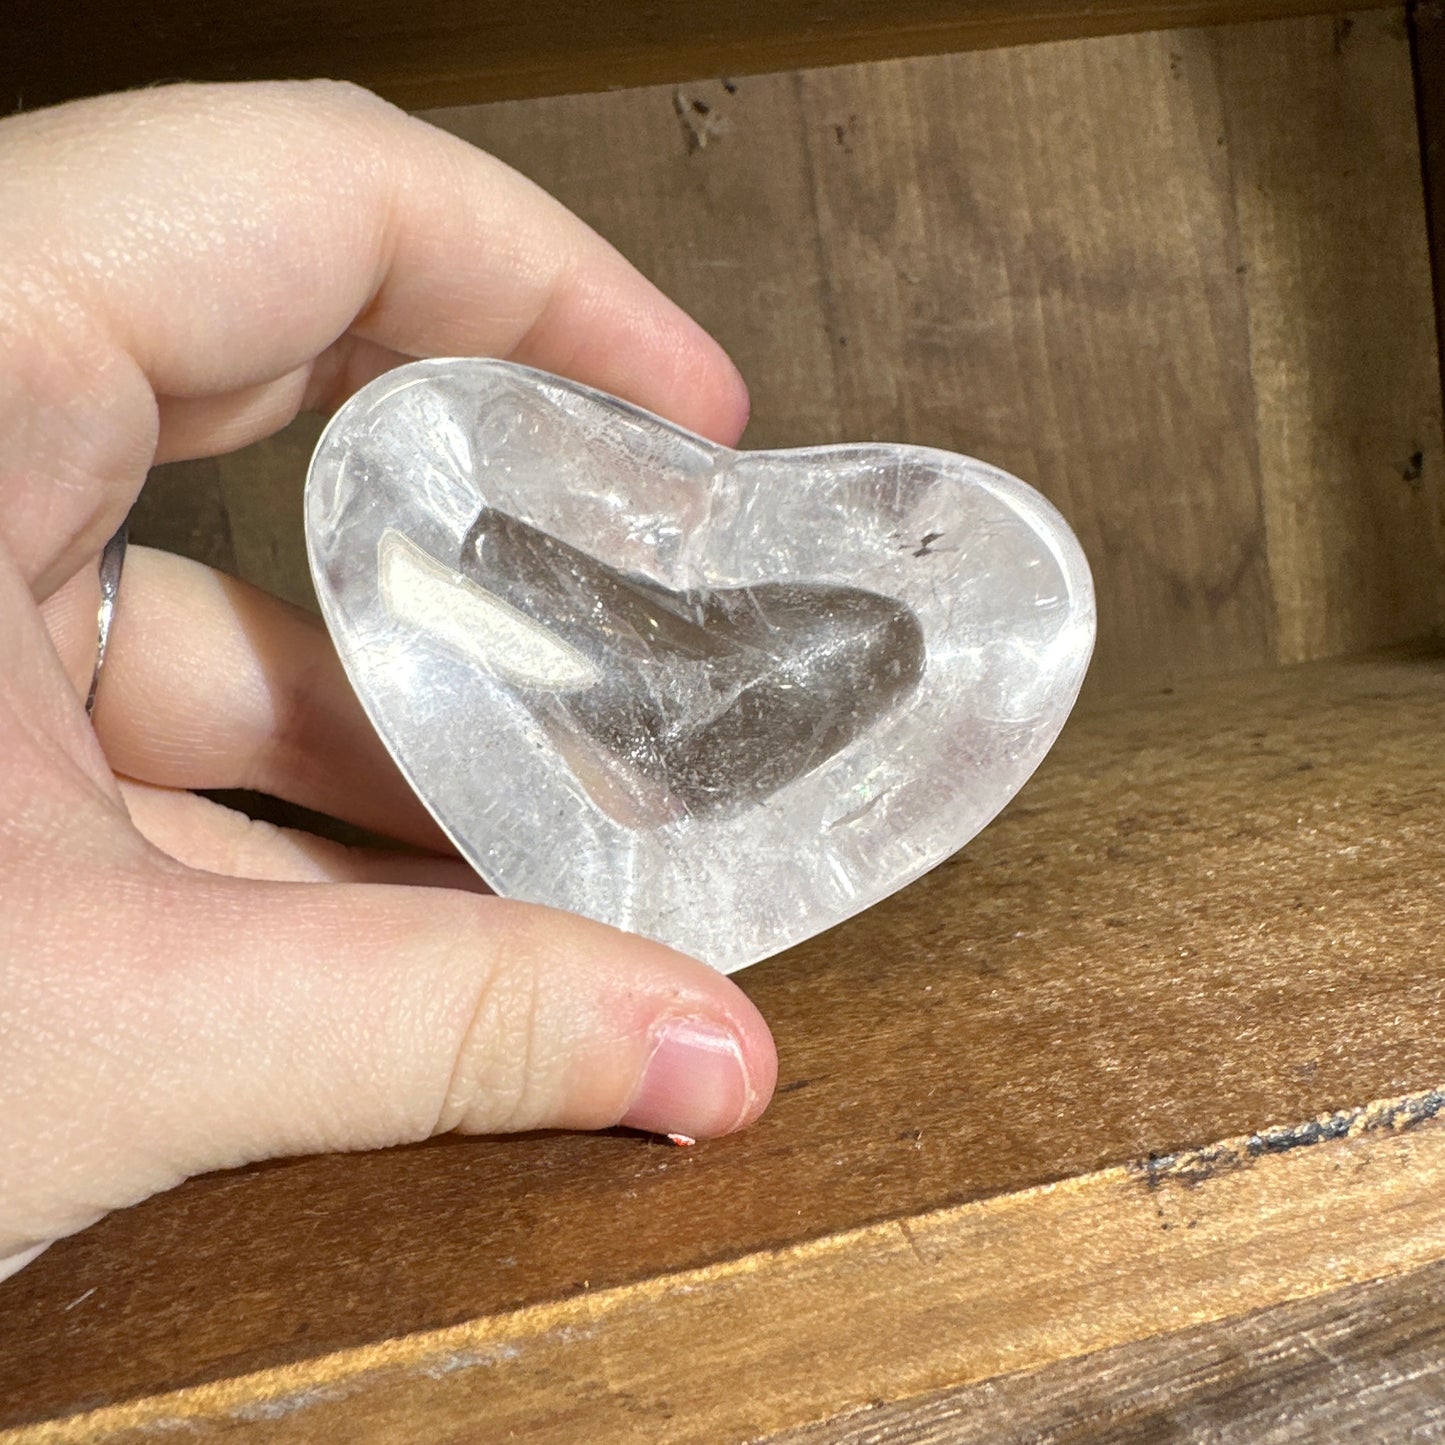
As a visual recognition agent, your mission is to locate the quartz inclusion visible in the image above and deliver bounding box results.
[460,508,926,820]
[306,359,1095,972]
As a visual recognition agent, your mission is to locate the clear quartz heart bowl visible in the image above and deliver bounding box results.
[306,359,1095,972]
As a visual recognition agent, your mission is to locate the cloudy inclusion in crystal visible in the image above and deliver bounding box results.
[456,508,927,822]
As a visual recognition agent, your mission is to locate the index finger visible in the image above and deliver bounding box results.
[0,81,750,594]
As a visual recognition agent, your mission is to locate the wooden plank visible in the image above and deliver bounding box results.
[4,0,1400,114]
[7,649,1445,1432]
[10,1089,1445,1441]
[215,416,323,613]
[1411,1,1445,429]
[788,33,1276,694]
[422,13,1436,695]
[126,459,237,578]
[185,15,1445,693]
[773,1253,1445,1443]
[424,79,843,453]
[1214,10,1445,662]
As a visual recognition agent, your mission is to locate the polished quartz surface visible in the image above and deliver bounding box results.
[307,359,1095,972]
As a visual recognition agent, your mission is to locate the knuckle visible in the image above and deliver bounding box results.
[284,77,391,113]
[435,900,557,1135]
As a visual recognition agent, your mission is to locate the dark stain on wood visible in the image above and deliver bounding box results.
[1136,1087,1445,1191]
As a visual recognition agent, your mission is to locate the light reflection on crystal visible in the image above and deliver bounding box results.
[378,528,600,692]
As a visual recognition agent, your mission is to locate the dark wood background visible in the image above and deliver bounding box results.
[5,0,1404,112]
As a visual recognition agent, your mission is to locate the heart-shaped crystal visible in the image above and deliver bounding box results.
[306,359,1094,972]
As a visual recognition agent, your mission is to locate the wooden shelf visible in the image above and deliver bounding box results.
[7,651,1445,1439]
[8,0,1399,112]
[776,1254,1445,1442]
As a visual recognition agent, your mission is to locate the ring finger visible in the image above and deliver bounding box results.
[42,545,448,852]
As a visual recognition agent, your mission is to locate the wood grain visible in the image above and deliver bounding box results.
[1412,0,1445,433]
[1216,10,1445,663]
[775,1253,1445,1443]
[7,650,1445,1434]
[10,1088,1445,1440]
[5,1,1402,115]
[789,34,1276,693]
[127,460,238,577]
[203,12,1445,696]
[217,415,322,611]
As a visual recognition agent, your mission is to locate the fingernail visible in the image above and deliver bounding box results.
[621,1018,752,1139]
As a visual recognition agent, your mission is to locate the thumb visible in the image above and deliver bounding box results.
[2,862,777,1255]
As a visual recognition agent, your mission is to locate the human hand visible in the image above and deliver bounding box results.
[0,82,776,1279]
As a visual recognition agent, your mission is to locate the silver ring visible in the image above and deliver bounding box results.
[85,523,129,720]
